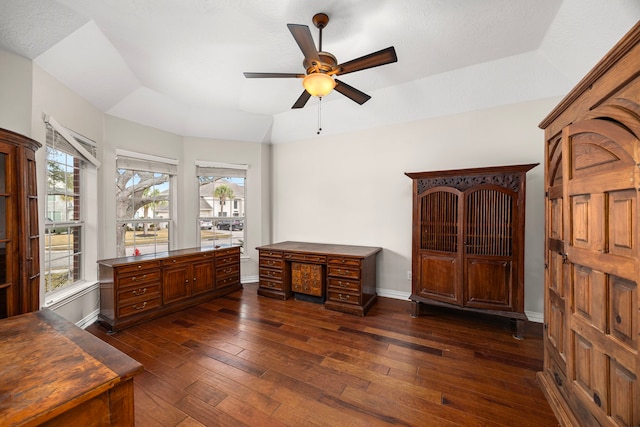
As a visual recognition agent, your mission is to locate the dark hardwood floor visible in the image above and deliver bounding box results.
[86,283,559,426]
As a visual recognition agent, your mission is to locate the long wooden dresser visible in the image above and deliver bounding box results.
[98,246,241,332]
[256,241,382,316]
[0,309,143,426]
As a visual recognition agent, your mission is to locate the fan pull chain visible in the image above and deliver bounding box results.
[317,97,322,135]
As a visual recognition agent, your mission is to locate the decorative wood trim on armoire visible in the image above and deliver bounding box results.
[406,163,537,339]
[538,21,640,427]
[0,128,41,319]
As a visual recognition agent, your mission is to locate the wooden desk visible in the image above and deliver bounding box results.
[0,309,143,426]
[256,241,382,316]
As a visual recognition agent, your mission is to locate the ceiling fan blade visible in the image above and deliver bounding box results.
[334,79,371,105]
[287,24,320,61]
[292,90,312,109]
[336,46,397,76]
[244,72,304,78]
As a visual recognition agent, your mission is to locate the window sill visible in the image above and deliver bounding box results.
[44,281,99,310]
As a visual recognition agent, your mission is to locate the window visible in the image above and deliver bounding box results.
[196,162,247,254]
[44,119,98,295]
[116,150,177,257]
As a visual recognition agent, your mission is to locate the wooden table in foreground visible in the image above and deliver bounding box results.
[0,309,143,426]
[256,241,382,316]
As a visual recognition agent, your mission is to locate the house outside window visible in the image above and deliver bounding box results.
[196,162,246,254]
[115,150,177,257]
[44,120,98,296]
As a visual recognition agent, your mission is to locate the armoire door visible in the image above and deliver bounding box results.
[544,133,568,386]
[563,118,638,426]
[416,187,464,306]
[463,186,518,311]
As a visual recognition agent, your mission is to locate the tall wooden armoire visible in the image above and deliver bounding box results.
[538,22,640,426]
[406,163,537,338]
[0,128,41,318]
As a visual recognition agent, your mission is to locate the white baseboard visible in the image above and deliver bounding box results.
[242,275,259,284]
[76,309,100,329]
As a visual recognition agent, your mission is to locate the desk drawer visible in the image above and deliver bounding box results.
[327,290,361,305]
[260,257,284,269]
[328,277,360,292]
[327,266,360,280]
[260,268,283,281]
[259,250,282,259]
[328,256,361,268]
[284,252,327,263]
[260,279,283,291]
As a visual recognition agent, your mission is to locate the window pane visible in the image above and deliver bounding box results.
[197,175,245,253]
[45,131,85,296]
[116,166,172,257]
[44,224,82,293]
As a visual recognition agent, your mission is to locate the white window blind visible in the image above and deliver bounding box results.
[116,149,178,175]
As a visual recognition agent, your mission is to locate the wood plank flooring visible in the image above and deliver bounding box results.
[86,283,559,426]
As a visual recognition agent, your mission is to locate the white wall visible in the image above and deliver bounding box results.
[0,49,33,135]
[272,97,560,319]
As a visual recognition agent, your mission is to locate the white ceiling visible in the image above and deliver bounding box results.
[1,1,639,143]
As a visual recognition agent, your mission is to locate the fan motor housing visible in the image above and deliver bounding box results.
[304,51,337,75]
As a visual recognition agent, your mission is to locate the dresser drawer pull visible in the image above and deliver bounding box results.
[338,294,350,301]
[131,274,147,282]
[172,259,177,263]
[132,288,147,296]
[137,265,142,269]
[337,281,348,288]
[134,302,147,310]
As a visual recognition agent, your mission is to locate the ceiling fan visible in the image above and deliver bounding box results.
[244,13,398,109]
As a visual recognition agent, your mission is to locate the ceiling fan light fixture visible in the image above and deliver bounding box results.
[302,73,335,97]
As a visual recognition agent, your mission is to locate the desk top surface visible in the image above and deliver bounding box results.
[0,309,143,426]
[256,241,382,258]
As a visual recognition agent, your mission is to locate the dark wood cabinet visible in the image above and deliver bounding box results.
[0,128,40,319]
[256,241,382,316]
[538,22,640,427]
[406,164,537,338]
[99,246,241,331]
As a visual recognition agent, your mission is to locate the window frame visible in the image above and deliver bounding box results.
[196,161,247,255]
[115,150,177,257]
[43,119,98,299]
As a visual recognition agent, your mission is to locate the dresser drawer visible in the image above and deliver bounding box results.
[327,290,361,305]
[117,296,161,318]
[284,252,327,263]
[217,275,240,289]
[115,261,161,275]
[327,265,360,280]
[327,277,360,292]
[217,254,238,267]
[116,270,161,289]
[259,257,284,269]
[260,268,283,281]
[216,246,240,258]
[328,256,361,268]
[217,264,239,279]
[117,283,161,305]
